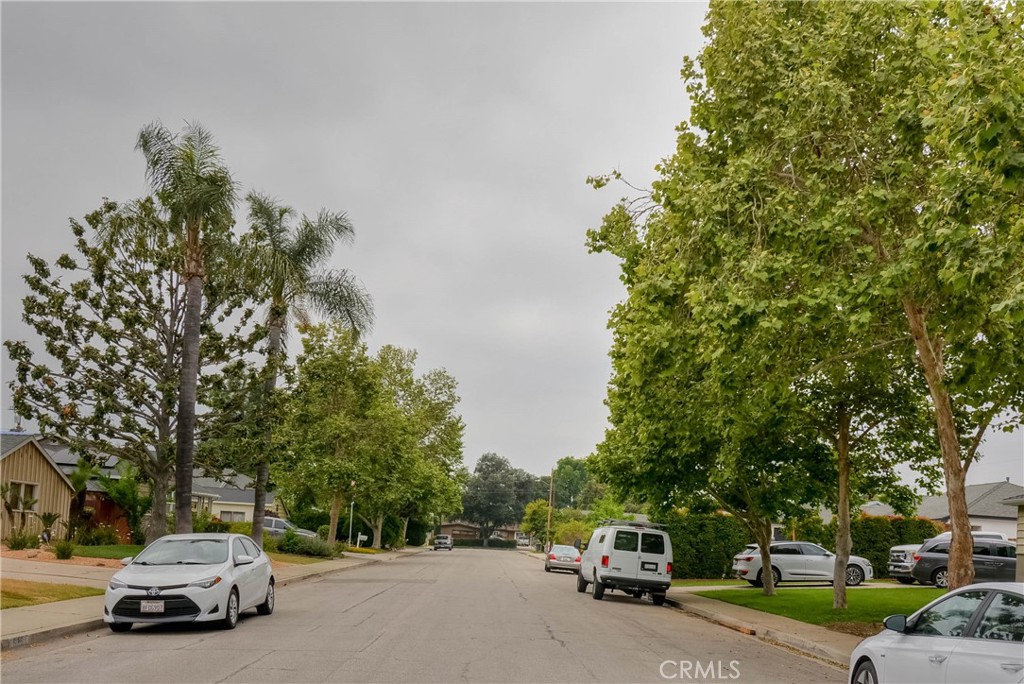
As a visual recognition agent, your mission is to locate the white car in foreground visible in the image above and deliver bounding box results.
[732,541,873,587]
[104,533,275,632]
[849,582,1024,684]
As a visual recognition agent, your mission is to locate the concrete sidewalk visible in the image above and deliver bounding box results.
[1,547,425,651]
[518,549,859,669]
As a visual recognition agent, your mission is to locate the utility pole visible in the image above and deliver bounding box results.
[545,468,555,552]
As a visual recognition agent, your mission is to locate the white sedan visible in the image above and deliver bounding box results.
[104,533,275,632]
[849,582,1024,684]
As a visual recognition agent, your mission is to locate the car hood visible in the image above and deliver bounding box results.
[114,563,228,587]
[850,555,872,566]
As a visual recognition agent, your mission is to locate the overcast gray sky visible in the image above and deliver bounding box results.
[2,2,1020,488]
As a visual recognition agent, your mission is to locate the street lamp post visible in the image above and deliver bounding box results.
[348,500,355,545]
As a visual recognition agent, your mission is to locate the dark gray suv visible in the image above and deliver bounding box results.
[911,538,1017,587]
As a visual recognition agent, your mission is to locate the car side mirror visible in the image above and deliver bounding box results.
[883,614,908,633]
[235,554,255,566]
[120,557,134,566]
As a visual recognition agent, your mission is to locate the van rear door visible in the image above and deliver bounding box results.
[638,531,670,582]
[609,529,640,578]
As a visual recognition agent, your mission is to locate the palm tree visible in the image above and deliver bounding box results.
[243,191,373,546]
[136,122,238,533]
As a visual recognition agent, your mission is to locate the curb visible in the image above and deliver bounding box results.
[664,597,847,668]
[0,549,424,652]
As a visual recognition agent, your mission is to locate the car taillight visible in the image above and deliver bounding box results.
[575,556,581,563]
[549,554,556,560]
[601,555,609,568]
[666,562,672,574]
[743,556,754,562]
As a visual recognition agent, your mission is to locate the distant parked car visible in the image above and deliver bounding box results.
[545,545,581,574]
[732,541,873,587]
[910,538,1017,588]
[263,517,317,539]
[433,534,453,551]
[849,582,1024,684]
[889,532,1009,585]
[104,533,275,632]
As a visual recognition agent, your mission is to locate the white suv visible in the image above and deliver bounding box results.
[578,520,673,606]
[732,541,873,587]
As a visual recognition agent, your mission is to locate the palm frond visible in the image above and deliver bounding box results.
[306,270,375,335]
[292,209,355,270]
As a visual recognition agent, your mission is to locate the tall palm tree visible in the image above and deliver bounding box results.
[243,192,373,546]
[136,122,237,533]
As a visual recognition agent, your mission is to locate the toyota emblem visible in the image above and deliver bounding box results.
[147,587,161,597]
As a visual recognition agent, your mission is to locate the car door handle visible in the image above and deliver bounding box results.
[929,655,947,664]
[1001,663,1024,673]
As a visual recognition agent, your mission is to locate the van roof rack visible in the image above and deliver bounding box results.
[600,518,666,529]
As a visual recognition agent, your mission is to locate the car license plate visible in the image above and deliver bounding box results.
[560,557,572,562]
[140,600,164,613]
[641,561,658,572]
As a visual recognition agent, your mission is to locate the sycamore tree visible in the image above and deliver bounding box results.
[644,0,1024,590]
[461,453,519,544]
[5,198,249,542]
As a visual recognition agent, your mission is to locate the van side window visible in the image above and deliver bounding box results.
[613,530,639,552]
[598,534,606,544]
[641,533,665,554]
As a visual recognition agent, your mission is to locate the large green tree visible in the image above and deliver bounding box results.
[461,453,519,543]
[136,122,238,533]
[240,192,374,547]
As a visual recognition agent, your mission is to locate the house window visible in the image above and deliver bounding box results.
[220,511,245,522]
[5,482,39,512]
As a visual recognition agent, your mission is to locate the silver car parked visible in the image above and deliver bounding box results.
[545,544,581,573]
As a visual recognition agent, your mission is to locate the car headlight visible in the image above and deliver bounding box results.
[188,576,223,589]
[108,579,127,590]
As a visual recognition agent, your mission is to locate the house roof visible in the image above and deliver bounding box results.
[1000,493,1024,506]
[0,432,74,491]
[193,474,274,506]
[917,480,1024,520]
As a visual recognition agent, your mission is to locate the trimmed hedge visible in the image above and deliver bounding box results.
[277,530,334,557]
[655,512,752,579]
[452,538,518,548]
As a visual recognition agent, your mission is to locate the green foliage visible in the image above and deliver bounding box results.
[849,516,899,578]
[276,529,334,557]
[553,457,590,508]
[892,517,944,546]
[71,544,142,559]
[261,535,279,553]
[405,519,428,546]
[461,453,519,537]
[54,539,75,560]
[453,537,517,548]
[317,524,330,540]
[97,461,153,544]
[227,521,253,536]
[791,514,943,577]
[553,519,591,546]
[5,529,40,550]
[77,524,121,546]
[191,510,229,533]
[655,511,752,580]
[520,499,554,545]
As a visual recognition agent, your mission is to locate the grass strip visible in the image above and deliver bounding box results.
[1,579,104,610]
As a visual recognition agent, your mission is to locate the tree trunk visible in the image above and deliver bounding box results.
[373,512,384,549]
[146,467,170,544]
[753,518,776,596]
[833,405,852,609]
[253,310,284,548]
[328,490,343,546]
[174,235,204,534]
[401,517,409,548]
[902,299,974,589]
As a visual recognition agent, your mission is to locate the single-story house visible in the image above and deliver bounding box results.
[915,480,1023,540]
[1000,493,1024,581]
[193,473,277,523]
[1,432,73,539]
[439,520,521,541]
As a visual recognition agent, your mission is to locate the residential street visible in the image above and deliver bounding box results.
[1,549,843,683]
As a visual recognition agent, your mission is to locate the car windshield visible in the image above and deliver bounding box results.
[552,546,577,555]
[133,538,228,566]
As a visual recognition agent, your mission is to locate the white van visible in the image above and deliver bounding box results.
[578,520,673,605]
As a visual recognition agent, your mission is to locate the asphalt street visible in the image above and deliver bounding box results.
[0,549,845,683]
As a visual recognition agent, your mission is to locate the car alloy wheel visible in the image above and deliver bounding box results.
[222,588,240,630]
[845,565,865,587]
[852,659,877,684]
[932,567,949,588]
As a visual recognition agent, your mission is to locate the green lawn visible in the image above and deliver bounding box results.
[73,545,143,559]
[267,551,327,565]
[1,579,104,610]
[697,587,945,636]
[672,579,746,587]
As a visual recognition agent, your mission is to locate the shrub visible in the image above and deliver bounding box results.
[892,517,943,545]
[54,539,75,559]
[345,545,382,554]
[405,519,428,546]
[261,535,279,553]
[77,524,121,546]
[655,511,752,579]
[5,529,40,550]
[452,537,517,548]
[228,521,253,536]
[277,529,334,557]
[192,511,230,533]
[317,524,330,540]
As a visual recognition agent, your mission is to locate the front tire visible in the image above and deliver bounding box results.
[545,564,551,572]
[896,577,915,585]
[222,588,240,630]
[652,593,666,607]
[108,622,132,633]
[592,574,605,600]
[846,565,865,587]
[256,579,275,616]
[576,572,588,593]
[851,658,878,684]
[931,567,949,588]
